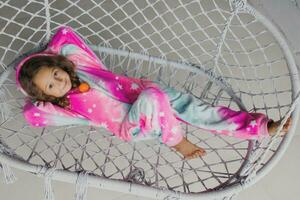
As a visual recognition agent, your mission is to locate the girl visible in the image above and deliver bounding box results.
[16,26,291,160]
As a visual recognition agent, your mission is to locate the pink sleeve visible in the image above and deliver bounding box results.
[23,99,91,127]
[46,26,108,71]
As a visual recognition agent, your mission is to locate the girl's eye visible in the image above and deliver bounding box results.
[49,84,53,89]
[54,72,58,77]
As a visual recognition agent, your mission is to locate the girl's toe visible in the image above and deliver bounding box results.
[193,150,205,158]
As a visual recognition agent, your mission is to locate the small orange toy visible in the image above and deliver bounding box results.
[79,82,90,93]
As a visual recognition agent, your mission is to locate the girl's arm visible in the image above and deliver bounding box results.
[46,26,108,71]
[23,99,92,127]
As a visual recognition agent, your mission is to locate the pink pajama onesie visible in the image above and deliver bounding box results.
[16,26,271,147]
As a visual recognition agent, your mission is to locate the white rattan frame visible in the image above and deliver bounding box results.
[0,0,299,199]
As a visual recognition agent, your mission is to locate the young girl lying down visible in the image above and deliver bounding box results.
[16,26,291,159]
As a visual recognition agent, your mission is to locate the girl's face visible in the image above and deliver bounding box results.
[33,66,72,97]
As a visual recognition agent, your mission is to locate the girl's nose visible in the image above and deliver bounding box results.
[54,77,64,88]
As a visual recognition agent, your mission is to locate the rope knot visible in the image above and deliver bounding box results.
[125,167,151,185]
[230,0,247,11]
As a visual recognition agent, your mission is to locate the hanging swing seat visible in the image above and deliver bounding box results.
[0,0,299,199]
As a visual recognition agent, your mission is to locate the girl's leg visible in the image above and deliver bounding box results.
[120,87,183,145]
[120,86,205,158]
[156,82,271,140]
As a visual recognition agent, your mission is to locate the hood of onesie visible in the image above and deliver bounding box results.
[15,52,57,97]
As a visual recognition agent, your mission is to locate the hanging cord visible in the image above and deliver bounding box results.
[44,0,51,42]
[74,171,89,200]
[0,163,17,184]
[36,166,56,200]
[155,186,181,200]
[213,0,242,75]
[75,171,89,200]
[124,159,180,199]
[0,142,17,184]
[38,0,51,47]
[163,191,181,200]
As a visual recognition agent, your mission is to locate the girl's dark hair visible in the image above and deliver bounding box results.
[18,55,81,108]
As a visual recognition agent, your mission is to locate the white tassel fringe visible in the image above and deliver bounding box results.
[44,168,56,200]
[75,171,89,200]
[0,162,17,184]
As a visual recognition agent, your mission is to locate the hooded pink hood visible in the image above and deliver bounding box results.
[15,25,106,97]
[15,26,156,103]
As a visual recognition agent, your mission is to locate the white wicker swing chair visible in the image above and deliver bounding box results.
[0,0,299,200]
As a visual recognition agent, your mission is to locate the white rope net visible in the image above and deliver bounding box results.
[0,0,299,199]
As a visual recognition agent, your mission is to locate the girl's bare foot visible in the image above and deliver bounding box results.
[268,117,292,137]
[172,137,206,160]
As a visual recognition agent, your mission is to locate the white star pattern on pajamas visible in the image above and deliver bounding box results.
[62,28,68,35]
[250,120,257,127]
[159,112,165,117]
[100,122,108,129]
[115,76,119,80]
[130,83,139,90]
[88,108,93,113]
[116,84,123,90]
[34,113,40,117]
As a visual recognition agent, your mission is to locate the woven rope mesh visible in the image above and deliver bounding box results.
[0,0,297,196]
